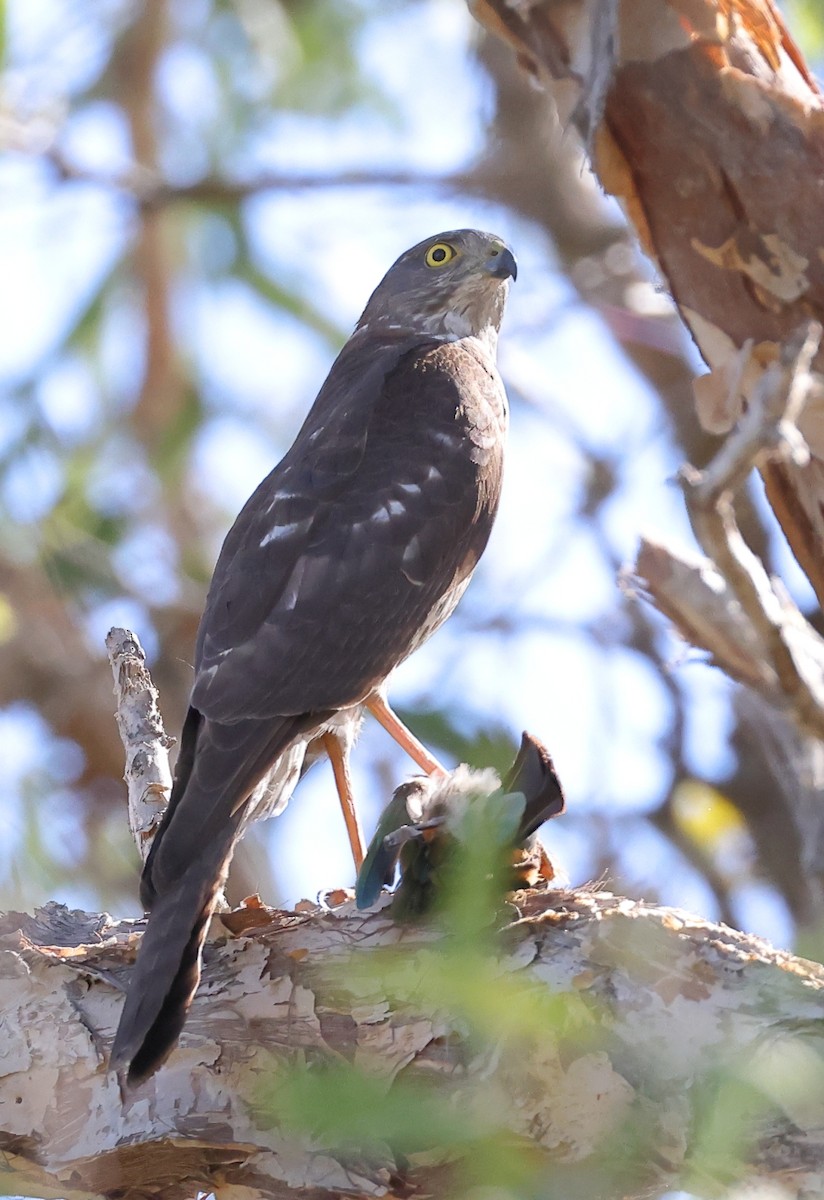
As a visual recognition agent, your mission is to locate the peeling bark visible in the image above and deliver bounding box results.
[630,326,824,736]
[3,893,824,1199]
[106,627,174,862]
[469,0,824,607]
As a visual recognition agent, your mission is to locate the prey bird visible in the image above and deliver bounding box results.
[355,731,566,919]
[110,229,516,1085]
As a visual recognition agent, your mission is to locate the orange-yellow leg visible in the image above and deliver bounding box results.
[322,732,367,869]
[366,695,447,777]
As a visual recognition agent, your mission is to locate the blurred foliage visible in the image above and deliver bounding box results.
[785,0,824,59]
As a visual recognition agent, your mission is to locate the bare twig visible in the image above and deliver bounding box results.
[633,322,824,742]
[106,627,173,860]
[683,324,815,504]
[628,540,777,689]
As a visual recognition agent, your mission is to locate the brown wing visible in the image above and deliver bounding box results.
[112,331,507,1084]
[192,331,507,722]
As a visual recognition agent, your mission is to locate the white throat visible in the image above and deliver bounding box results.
[418,310,500,356]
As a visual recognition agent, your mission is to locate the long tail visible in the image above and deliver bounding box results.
[111,708,314,1086]
[109,822,238,1085]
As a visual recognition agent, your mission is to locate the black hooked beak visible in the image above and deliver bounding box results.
[485,245,518,282]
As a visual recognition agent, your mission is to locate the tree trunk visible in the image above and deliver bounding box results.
[470,0,824,608]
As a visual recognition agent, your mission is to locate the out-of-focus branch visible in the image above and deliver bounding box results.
[111,1,184,447]
[629,537,824,920]
[633,324,824,742]
[631,540,773,687]
[43,145,473,208]
[106,627,173,861]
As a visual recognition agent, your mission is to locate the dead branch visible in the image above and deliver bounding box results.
[631,326,824,743]
[628,538,772,688]
[682,325,824,734]
[105,627,173,861]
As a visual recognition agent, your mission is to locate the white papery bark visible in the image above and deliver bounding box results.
[106,627,173,862]
[2,891,824,1199]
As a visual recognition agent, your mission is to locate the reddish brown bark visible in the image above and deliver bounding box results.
[470,0,824,606]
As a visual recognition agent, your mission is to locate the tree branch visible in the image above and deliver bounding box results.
[2,629,822,1197]
[41,142,480,210]
[3,890,824,1200]
[631,325,824,742]
[469,0,824,608]
[106,627,173,861]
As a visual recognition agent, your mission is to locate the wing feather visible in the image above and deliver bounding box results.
[192,335,507,722]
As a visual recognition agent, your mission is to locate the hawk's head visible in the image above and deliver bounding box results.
[357,229,517,347]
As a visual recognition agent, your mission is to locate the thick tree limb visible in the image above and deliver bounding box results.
[469,0,824,608]
[3,634,822,1197]
[3,893,824,1200]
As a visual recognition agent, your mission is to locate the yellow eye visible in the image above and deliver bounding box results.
[425,242,457,268]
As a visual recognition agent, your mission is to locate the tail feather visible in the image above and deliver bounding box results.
[504,731,566,840]
[112,710,318,1085]
[144,711,316,904]
[110,822,237,1085]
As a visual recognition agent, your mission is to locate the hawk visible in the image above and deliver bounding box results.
[110,228,517,1085]
[355,732,566,920]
